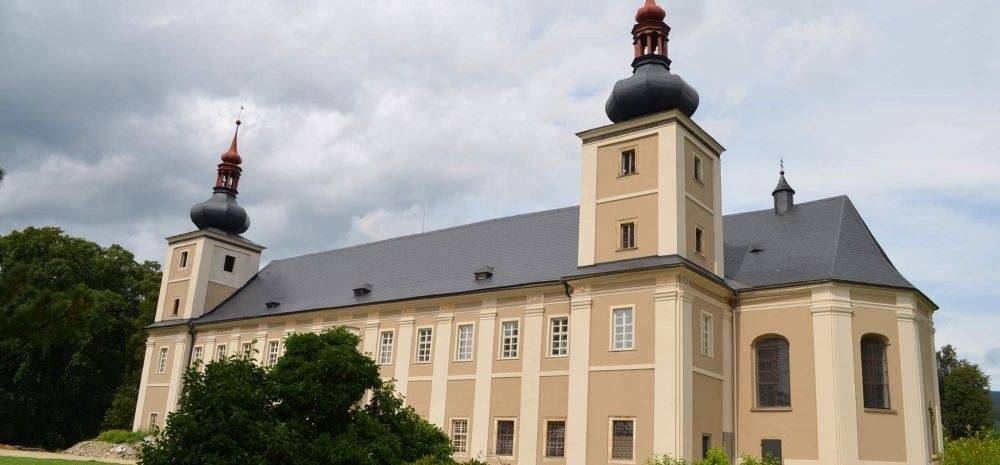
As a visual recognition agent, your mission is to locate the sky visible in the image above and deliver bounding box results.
[1,0,998,387]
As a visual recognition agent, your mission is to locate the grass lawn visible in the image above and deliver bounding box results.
[0,458,124,465]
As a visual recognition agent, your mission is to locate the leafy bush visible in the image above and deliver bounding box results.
[645,448,733,465]
[738,455,781,465]
[940,430,1000,465]
[95,429,149,444]
[645,454,690,465]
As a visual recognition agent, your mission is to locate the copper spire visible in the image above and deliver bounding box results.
[214,119,244,194]
[631,0,670,59]
[635,0,666,22]
[221,119,242,165]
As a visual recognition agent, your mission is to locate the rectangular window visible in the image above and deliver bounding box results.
[379,331,394,365]
[620,222,636,250]
[215,344,227,361]
[610,419,635,461]
[694,155,704,182]
[549,317,569,357]
[241,342,254,357]
[495,419,516,457]
[266,340,280,367]
[456,324,474,361]
[545,420,566,458]
[192,346,203,365]
[451,419,469,455]
[695,227,705,255]
[223,255,236,272]
[156,347,168,374]
[702,434,712,459]
[500,321,520,359]
[178,250,188,268]
[701,312,714,357]
[761,439,782,463]
[612,307,635,351]
[416,327,433,363]
[620,149,637,176]
[148,412,159,428]
[171,298,180,316]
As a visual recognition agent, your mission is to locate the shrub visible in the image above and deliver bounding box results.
[95,429,148,444]
[699,447,730,465]
[645,454,690,465]
[940,430,1000,465]
[738,455,781,465]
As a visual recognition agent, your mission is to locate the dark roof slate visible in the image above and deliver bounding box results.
[196,196,915,325]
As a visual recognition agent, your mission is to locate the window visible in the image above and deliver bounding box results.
[695,227,705,255]
[620,149,636,176]
[620,222,636,250]
[215,344,227,361]
[494,419,516,457]
[861,335,890,409]
[610,419,635,461]
[451,419,469,455]
[223,255,236,272]
[266,341,281,367]
[612,307,635,351]
[241,342,254,357]
[755,337,791,408]
[416,327,433,363]
[761,439,782,463]
[171,298,180,316]
[192,346,203,364]
[178,250,188,268]
[148,412,159,428]
[378,331,394,365]
[456,324,474,361]
[693,155,704,182]
[500,321,519,359]
[702,434,712,459]
[700,312,714,357]
[545,420,566,458]
[156,347,168,374]
[550,317,569,357]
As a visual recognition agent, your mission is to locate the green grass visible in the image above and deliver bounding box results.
[94,429,147,444]
[0,458,123,465]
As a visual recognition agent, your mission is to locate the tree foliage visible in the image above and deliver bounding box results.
[0,227,160,449]
[937,344,994,439]
[140,328,454,465]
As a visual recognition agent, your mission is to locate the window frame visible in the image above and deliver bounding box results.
[693,154,705,183]
[493,417,517,458]
[498,319,521,360]
[215,343,228,361]
[156,347,169,374]
[544,419,567,458]
[694,225,706,256]
[610,305,636,352]
[547,315,570,358]
[241,341,254,357]
[148,412,159,429]
[619,148,638,176]
[266,340,281,367]
[618,220,637,251]
[700,311,715,358]
[192,346,204,365]
[754,336,791,409]
[378,329,395,365]
[223,254,236,273]
[171,297,180,316]
[178,250,189,269]
[454,323,475,362]
[861,334,891,410]
[450,417,470,456]
[608,417,637,463]
[415,326,434,364]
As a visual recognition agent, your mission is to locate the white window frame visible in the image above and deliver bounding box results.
[215,343,227,361]
[378,329,395,365]
[178,250,189,269]
[700,311,715,358]
[695,225,706,256]
[241,341,254,357]
[547,315,570,358]
[618,220,637,250]
[266,340,281,367]
[544,418,567,458]
[455,323,475,362]
[415,326,434,363]
[620,148,637,176]
[493,417,517,458]
[156,347,169,374]
[192,346,203,365]
[498,319,521,360]
[450,417,470,456]
[610,306,636,351]
[608,417,637,463]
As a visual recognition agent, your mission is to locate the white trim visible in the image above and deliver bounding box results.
[546,314,570,358]
[590,363,654,372]
[566,295,592,465]
[497,317,521,360]
[597,188,659,204]
[377,329,396,365]
[699,310,715,358]
[543,418,568,459]
[454,321,476,362]
[518,302,545,465]
[132,342,156,430]
[609,305,636,351]
[693,366,724,381]
[413,325,434,364]
[393,317,415,397]
[449,417,471,456]
[608,416,637,464]
[429,313,453,428]
[470,305,498,457]
[684,192,715,215]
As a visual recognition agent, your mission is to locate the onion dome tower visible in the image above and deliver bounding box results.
[605,0,700,123]
[189,120,250,234]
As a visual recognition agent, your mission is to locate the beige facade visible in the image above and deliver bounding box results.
[134,110,941,465]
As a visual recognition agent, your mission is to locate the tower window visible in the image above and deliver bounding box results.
[156,347,169,374]
[171,298,180,316]
[695,227,705,255]
[702,434,712,459]
[694,155,704,182]
[178,251,188,269]
[620,222,636,250]
[701,312,714,357]
[223,255,236,272]
[620,149,637,176]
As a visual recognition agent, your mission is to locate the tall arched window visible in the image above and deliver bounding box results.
[861,335,890,409]
[755,337,790,408]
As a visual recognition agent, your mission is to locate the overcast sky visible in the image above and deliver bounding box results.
[1,0,998,386]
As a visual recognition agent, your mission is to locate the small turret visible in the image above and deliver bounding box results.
[772,166,795,215]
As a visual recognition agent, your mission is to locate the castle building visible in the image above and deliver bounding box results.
[134,2,944,464]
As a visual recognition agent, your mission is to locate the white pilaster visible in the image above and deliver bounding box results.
[429,311,454,428]
[653,281,694,460]
[132,340,156,431]
[929,325,944,457]
[810,285,859,465]
[470,300,498,458]
[578,143,598,266]
[566,289,592,465]
[164,333,193,417]
[897,294,931,465]
[657,124,683,257]
[722,309,734,458]
[394,313,416,397]
[363,315,380,357]
[517,297,545,465]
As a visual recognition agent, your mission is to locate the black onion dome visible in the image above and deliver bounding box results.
[190,190,250,235]
[606,55,699,123]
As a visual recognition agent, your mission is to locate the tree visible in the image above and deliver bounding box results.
[0,227,161,449]
[937,345,994,439]
[0,166,5,187]
[140,328,454,465]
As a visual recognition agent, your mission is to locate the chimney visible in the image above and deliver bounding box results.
[772,169,795,215]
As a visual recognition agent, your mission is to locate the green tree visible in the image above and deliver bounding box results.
[140,328,454,465]
[0,227,160,449]
[937,344,994,439]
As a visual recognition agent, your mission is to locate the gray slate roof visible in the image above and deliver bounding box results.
[196,196,915,325]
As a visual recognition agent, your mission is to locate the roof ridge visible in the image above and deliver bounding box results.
[271,205,579,264]
[829,196,849,277]
[722,195,849,219]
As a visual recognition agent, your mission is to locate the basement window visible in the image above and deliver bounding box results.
[223,255,236,272]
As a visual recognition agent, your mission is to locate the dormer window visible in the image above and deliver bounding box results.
[619,221,636,250]
[353,283,373,297]
[620,149,637,176]
[178,251,188,269]
[265,301,281,309]
[474,266,494,281]
[223,255,236,272]
[693,155,704,182]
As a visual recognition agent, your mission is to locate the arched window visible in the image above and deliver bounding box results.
[861,335,890,409]
[755,337,790,408]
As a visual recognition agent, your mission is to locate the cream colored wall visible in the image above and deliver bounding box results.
[408,380,432,418]
[594,193,659,263]
[851,297,906,462]
[162,281,189,321]
[684,197,715,270]
[595,134,659,199]
[684,140,715,208]
[587,370,655,463]
[589,289,655,366]
[693,374,724,458]
[537,376,569,464]
[204,281,236,313]
[692,297,724,375]
[167,244,196,281]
